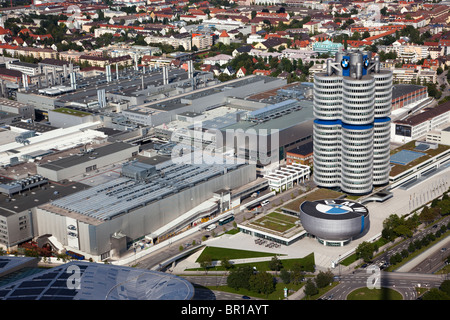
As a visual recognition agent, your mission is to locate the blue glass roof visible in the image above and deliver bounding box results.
[0,261,194,300]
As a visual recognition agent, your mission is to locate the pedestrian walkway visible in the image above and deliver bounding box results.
[171,231,352,273]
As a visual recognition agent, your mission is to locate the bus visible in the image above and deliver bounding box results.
[218,214,235,226]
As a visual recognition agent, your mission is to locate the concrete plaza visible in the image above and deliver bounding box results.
[173,165,450,272]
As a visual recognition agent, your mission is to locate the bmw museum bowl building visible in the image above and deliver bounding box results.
[299,199,369,246]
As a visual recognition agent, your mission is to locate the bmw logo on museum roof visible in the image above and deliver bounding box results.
[316,202,355,215]
[299,199,370,243]
[300,199,368,220]
[314,199,368,216]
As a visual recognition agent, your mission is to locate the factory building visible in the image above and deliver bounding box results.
[34,160,256,261]
[36,142,139,182]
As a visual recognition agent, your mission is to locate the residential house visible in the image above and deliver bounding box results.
[204,54,233,66]
[254,37,289,51]
[218,30,231,46]
[232,45,253,57]
[236,66,246,78]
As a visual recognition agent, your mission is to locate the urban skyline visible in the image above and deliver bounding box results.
[0,0,449,306]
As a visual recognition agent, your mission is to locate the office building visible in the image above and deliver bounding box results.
[313,49,393,195]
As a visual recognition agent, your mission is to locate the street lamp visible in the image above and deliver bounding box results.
[338,254,341,277]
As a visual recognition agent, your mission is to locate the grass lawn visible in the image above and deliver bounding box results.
[53,107,91,117]
[190,251,315,273]
[347,287,403,300]
[282,188,344,213]
[249,211,299,233]
[196,246,280,262]
[206,281,305,300]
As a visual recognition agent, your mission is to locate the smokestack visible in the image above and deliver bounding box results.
[106,64,112,83]
[52,66,57,84]
[44,68,49,87]
[70,72,77,89]
[22,74,28,90]
[163,66,168,85]
[97,89,106,108]
[188,60,194,79]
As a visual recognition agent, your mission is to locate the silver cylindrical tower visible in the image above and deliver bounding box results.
[313,119,341,188]
[340,124,374,195]
[342,76,375,125]
[313,74,343,121]
[313,49,393,195]
[373,117,391,186]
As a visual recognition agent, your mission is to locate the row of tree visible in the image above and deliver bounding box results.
[303,270,335,298]
[223,255,315,297]
[422,280,450,300]
[227,266,276,296]
[356,189,450,263]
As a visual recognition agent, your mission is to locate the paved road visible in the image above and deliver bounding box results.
[371,216,450,271]
[409,238,450,274]
[322,270,444,300]
[437,69,450,99]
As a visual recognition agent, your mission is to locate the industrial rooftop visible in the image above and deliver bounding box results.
[49,159,245,221]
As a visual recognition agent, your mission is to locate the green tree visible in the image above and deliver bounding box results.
[279,269,291,284]
[227,266,253,290]
[268,256,283,272]
[440,280,450,296]
[315,270,334,289]
[393,224,413,238]
[351,31,361,40]
[249,272,275,296]
[422,288,450,300]
[419,206,438,225]
[220,257,233,271]
[290,262,305,284]
[356,241,375,262]
[304,278,318,297]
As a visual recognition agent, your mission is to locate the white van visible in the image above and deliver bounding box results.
[206,224,217,231]
[261,200,270,206]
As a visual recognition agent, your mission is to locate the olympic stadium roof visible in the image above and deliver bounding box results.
[0,261,194,300]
